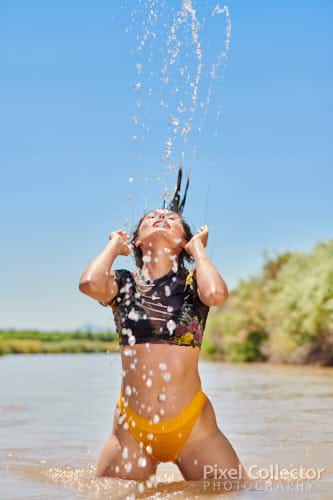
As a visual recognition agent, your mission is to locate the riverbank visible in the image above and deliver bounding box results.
[0,330,119,355]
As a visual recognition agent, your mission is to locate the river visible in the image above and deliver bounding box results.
[1,353,332,499]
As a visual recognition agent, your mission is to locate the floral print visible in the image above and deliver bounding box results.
[185,269,194,287]
[175,317,204,346]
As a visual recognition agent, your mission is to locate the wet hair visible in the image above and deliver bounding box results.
[130,209,195,271]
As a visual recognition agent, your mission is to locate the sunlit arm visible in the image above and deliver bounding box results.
[190,240,229,307]
[78,239,120,303]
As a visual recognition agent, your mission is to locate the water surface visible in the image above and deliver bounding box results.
[1,353,333,499]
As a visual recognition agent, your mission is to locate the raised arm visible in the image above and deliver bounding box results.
[78,230,131,304]
[190,240,228,307]
[184,225,228,307]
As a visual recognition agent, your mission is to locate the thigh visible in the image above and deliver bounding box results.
[175,396,247,482]
[176,428,246,482]
[95,406,159,480]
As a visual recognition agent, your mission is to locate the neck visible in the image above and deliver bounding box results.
[140,243,180,281]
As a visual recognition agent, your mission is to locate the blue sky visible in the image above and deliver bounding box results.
[1,1,332,331]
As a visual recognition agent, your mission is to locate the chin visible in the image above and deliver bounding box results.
[147,226,172,234]
[145,230,175,243]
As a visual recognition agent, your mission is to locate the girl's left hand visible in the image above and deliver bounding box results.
[183,225,208,256]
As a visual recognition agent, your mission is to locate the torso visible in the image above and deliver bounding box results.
[120,342,202,420]
[107,265,210,419]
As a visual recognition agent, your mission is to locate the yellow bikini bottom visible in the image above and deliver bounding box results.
[116,388,207,462]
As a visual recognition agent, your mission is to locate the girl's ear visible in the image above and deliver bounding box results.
[134,237,141,247]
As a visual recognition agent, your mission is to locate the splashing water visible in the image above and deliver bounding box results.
[160,0,203,166]
[198,4,232,136]
[125,0,232,213]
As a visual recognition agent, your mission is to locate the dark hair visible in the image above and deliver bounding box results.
[130,210,195,271]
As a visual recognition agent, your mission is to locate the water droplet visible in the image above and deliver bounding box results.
[125,385,132,396]
[172,261,178,272]
[138,456,147,468]
[170,116,179,127]
[124,462,132,472]
[128,308,140,321]
[158,392,167,401]
[166,319,176,335]
[138,483,145,493]
[123,347,134,356]
[128,335,136,346]
[212,5,225,16]
[177,103,186,113]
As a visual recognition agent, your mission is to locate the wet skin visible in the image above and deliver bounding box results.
[95,210,248,483]
[96,343,248,483]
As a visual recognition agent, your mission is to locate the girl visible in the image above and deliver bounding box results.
[79,168,248,485]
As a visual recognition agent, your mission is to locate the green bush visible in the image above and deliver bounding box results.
[204,238,333,364]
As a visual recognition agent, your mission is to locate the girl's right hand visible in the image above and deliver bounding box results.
[109,230,132,256]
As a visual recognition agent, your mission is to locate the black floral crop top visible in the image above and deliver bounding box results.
[99,266,210,348]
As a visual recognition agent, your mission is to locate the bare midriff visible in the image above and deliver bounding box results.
[120,342,202,421]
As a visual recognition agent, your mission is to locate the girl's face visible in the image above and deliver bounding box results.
[135,209,186,249]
